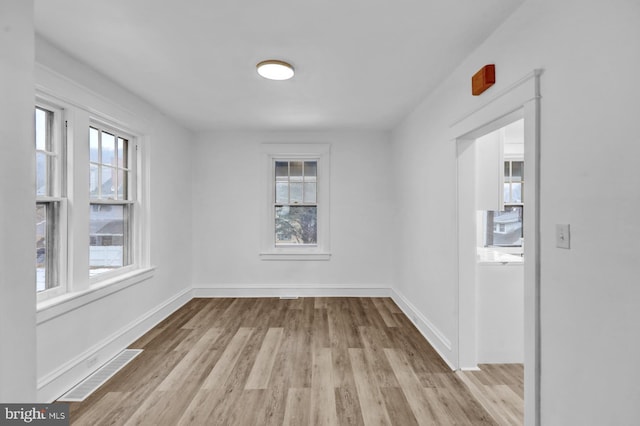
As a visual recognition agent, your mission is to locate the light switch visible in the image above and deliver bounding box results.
[556,224,570,249]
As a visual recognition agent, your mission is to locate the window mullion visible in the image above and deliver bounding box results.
[97,130,102,199]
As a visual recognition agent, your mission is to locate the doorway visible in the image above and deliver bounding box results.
[457,118,526,424]
[452,70,541,426]
[476,119,525,365]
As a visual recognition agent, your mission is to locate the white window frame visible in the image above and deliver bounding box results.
[503,159,524,205]
[260,143,331,260]
[88,120,138,281]
[483,157,525,252]
[35,90,152,312]
[35,98,68,303]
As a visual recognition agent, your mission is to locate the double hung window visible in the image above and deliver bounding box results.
[275,160,318,245]
[89,125,135,276]
[35,105,65,293]
[261,143,330,260]
[34,92,148,306]
[484,160,524,247]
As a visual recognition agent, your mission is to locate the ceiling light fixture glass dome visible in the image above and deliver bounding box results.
[256,60,295,80]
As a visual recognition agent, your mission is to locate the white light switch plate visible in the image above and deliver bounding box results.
[556,224,570,249]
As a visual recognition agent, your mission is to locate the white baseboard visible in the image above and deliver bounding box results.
[391,288,457,370]
[36,284,456,402]
[37,288,192,402]
[193,284,391,298]
[459,366,482,371]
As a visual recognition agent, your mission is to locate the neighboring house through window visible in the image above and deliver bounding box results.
[35,91,150,306]
[89,125,135,276]
[485,160,524,248]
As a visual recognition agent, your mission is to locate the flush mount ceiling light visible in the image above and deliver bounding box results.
[256,60,295,81]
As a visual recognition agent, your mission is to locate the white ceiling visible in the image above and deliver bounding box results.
[34,0,525,132]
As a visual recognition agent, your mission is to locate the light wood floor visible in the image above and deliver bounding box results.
[66,298,522,425]
[457,364,524,426]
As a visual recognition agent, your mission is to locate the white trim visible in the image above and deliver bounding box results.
[451,69,542,426]
[259,252,331,261]
[88,199,135,205]
[390,288,456,370]
[35,99,68,303]
[34,88,151,299]
[193,284,390,298]
[37,287,192,403]
[35,62,141,131]
[260,143,331,259]
[458,366,482,372]
[37,266,156,324]
[450,70,541,128]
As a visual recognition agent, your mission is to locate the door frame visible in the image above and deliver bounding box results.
[451,69,542,426]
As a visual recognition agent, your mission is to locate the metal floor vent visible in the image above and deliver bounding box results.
[58,349,143,402]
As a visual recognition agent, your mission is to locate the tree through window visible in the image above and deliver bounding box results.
[274,160,317,245]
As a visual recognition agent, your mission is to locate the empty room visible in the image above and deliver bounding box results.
[1,0,639,425]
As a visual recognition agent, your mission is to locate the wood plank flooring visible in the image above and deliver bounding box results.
[65,298,518,425]
[457,364,524,426]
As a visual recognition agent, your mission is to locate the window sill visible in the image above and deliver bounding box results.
[36,266,156,325]
[476,248,523,264]
[260,252,331,261]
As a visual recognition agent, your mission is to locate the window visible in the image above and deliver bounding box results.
[484,161,524,248]
[89,125,134,276]
[35,105,65,294]
[34,91,150,309]
[275,160,317,245]
[261,143,330,260]
[504,160,523,203]
[485,206,523,247]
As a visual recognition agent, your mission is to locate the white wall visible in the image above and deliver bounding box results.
[0,0,37,402]
[191,130,393,294]
[34,38,194,401]
[391,0,640,424]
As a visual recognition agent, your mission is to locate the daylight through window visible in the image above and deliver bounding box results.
[35,106,61,292]
[485,160,524,247]
[274,160,317,245]
[89,125,133,276]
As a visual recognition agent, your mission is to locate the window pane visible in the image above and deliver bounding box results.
[36,152,47,196]
[511,182,522,203]
[35,108,49,151]
[90,164,100,199]
[504,162,510,182]
[275,205,317,245]
[36,204,47,292]
[102,132,116,166]
[275,161,289,181]
[290,161,303,181]
[276,182,288,203]
[486,206,523,247]
[304,161,317,181]
[101,166,116,199]
[512,161,523,181]
[90,204,126,276]
[304,182,316,203]
[290,182,303,203]
[90,127,100,163]
[117,169,127,200]
[504,183,510,203]
[117,137,127,168]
